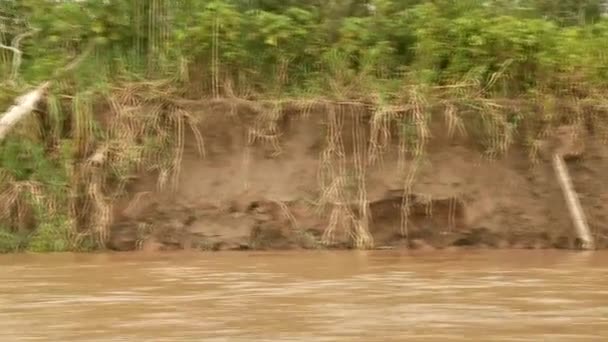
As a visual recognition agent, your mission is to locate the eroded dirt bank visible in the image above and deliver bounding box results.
[108,101,608,251]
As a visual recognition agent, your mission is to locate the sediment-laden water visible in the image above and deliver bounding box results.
[1,250,607,341]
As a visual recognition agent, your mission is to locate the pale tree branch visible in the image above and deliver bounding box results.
[0,82,49,141]
[0,40,96,142]
[553,154,595,250]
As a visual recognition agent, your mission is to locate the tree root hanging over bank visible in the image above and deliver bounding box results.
[3,73,608,251]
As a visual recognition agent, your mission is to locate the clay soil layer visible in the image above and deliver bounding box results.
[108,101,608,252]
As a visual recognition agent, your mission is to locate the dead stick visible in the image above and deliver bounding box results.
[0,82,49,141]
[552,154,595,250]
[0,41,96,142]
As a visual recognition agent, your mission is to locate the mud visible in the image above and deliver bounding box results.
[107,101,608,251]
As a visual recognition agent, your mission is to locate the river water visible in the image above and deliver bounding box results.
[0,250,607,341]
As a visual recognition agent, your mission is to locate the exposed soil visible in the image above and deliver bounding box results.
[108,102,608,252]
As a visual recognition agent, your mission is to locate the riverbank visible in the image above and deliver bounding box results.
[3,2,608,253]
[105,100,608,252]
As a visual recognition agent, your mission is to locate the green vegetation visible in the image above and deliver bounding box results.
[1,0,607,252]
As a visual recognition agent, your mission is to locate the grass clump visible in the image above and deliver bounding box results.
[0,226,24,253]
[26,215,72,253]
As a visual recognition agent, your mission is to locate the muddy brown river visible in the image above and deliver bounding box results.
[1,250,607,341]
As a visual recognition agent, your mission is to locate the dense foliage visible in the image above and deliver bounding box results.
[1,0,607,94]
[1,0,608,252]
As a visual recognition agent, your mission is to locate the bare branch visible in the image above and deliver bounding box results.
[0,42,20,54]
[553,154,595,250]
[0,30,37,81]
[0,40,95,142]
[0,82,50,141]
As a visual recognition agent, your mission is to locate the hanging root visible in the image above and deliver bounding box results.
[249,100,283,157]
[443,102,467,139]
[87,173,112,247]
[368,100,402,166]
[352,104,373,249]
[396,87,429,239]
[319,103,348,246]
[317,103,373,248]
[272,200,299,231]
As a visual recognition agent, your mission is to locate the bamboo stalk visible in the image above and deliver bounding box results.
[0,82,49,141]
[552,154,595,250]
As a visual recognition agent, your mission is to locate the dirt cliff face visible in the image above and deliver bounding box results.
[108,102,608,251]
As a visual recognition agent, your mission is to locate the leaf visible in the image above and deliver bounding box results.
[265,36,277,46]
